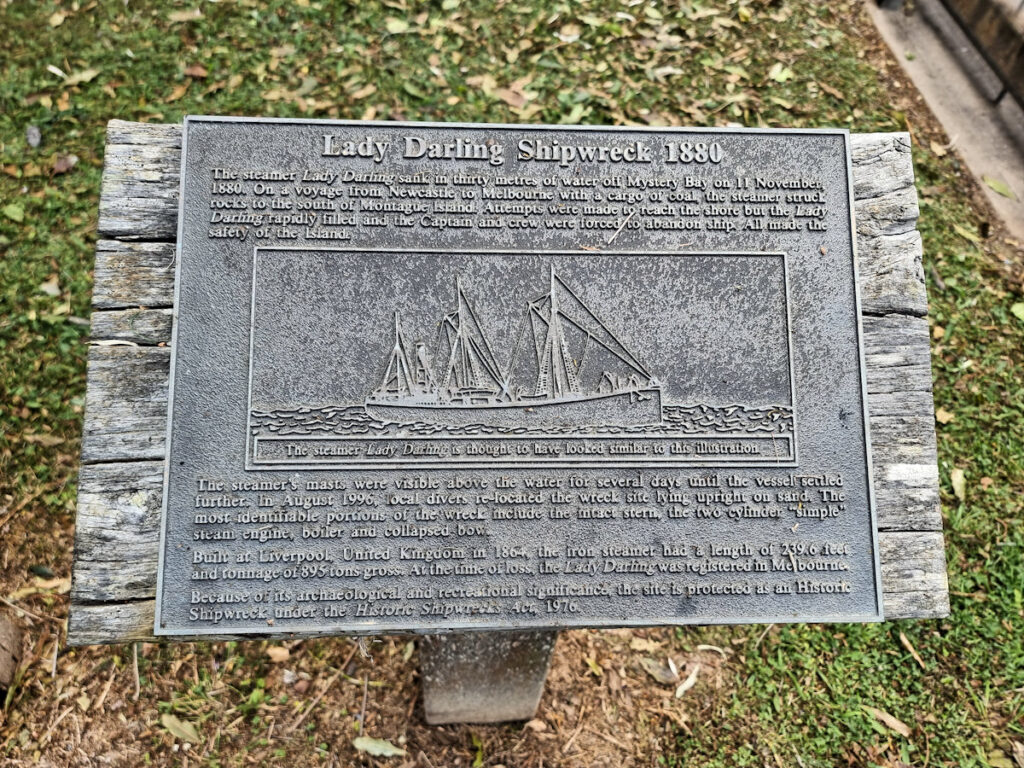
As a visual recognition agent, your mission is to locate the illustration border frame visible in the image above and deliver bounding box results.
[244,248,800,471]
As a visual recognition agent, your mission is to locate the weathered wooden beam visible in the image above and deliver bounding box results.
[80,346,169,464]
[68,122,949,645]
[92,241,176,309]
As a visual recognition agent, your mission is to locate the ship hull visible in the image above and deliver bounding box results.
[365,388,663,429]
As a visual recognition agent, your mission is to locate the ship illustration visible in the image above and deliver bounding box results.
[364,268,663,429]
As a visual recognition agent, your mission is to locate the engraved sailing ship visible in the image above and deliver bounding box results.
[364,268,664,429]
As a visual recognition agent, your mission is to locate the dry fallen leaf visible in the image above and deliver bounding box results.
[864,706,911,737]
[23,432,64,447]
[983,175,1016,199]
[38,276,61,296]
[64,68,101,87]
[351,83,376,100]
[950,467,966,502]
[184,64,208,78]
[34,577,72,593]
[1010,740,1024,768]
[352,736,406,757]
[696,644,727,657]
[819,82,844,100]
[929,140,947,157]
[495,87,527,108]
[161,713,200,743]
[629,636,661,653]
[935,407,954,425]
[266,646,289,663]
[524,718,547,732]
[167,82,190,102]
[168,9,202,22]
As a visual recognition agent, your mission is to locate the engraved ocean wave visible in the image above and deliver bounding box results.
[250,404,794,438]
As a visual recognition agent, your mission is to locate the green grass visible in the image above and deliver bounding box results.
[1,1,1022,766]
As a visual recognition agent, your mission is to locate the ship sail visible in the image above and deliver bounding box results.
[507,267,654,400]
[434,277,506,401]
[374,312,429,398]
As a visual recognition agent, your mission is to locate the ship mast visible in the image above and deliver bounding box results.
[507,268,654,399]
[535,265,581,399]
[376,311,416,397]
[438,277,505,398]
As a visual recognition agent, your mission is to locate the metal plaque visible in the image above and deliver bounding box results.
[154,117,882,636]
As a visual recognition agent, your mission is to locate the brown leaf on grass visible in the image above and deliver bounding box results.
[168,9,202,22]
[38,276,61,296]
[34,577,71,593]
[929,140,947,157]
[863,706,911,737]
[495,87,527,108]
[979,476,994,490]
[951,467,966,501]
[265,646,289,663]
[23,433,65,447]
[466,74,497,95]
[819,82,844,100]
[64,68,100,86]
[935,407,954,424]
[184,64,208,78]
[351,83,377,100]
[167,81,191,102]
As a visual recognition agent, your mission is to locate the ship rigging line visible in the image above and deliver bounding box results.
[505,280,651,386]
[434,282,505,394]
[553,273,651,378]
